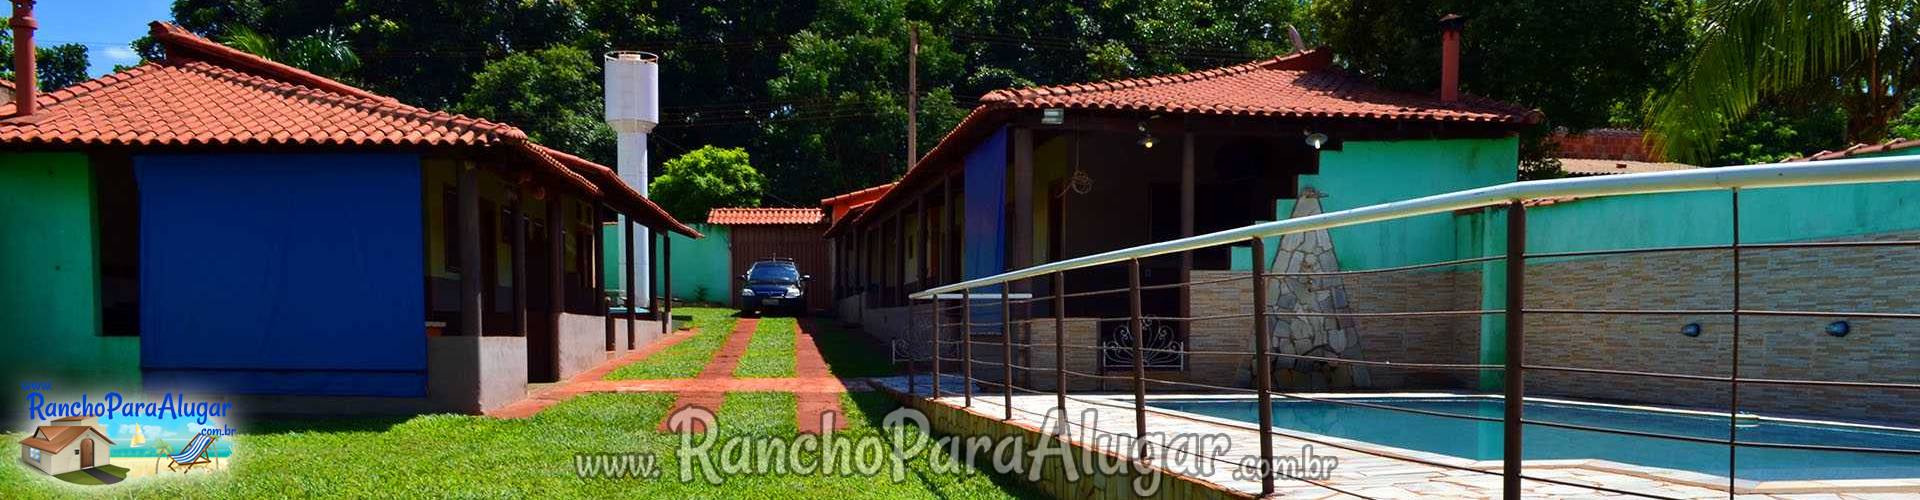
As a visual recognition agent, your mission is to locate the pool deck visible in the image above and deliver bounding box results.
[874,377,1920,499]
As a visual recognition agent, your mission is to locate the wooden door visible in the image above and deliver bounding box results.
[80,439,94,468]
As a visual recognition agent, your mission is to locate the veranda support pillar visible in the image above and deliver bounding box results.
[457,164,483,337]
[625,216,637,350]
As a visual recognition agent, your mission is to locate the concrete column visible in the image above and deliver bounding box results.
[1180,132,1195,321]
[547,193,565,345]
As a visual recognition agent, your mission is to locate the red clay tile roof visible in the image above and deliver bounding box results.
[18,425,112,453]
[821,202,872,238]
[853,49,1541,227]
[820,182,895,206]
[980,49,1540,124]
[0,22,697,237]
[707,207,825,226]
[538,146,701,238]
[1784,138,1920,162]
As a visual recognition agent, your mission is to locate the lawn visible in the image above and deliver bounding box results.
[734,317,797,378]
[603,307,740,380]
[1,392,1042,499]
[802,319,902,378]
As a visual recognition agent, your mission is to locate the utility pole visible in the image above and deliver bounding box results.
[906,23,920,169]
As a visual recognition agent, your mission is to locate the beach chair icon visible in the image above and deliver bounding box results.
[158,430,218,473]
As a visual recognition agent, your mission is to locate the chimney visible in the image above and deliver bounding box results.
[9,0,34,116]
[1439,13,1464,102]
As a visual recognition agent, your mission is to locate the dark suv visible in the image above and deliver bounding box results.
[737,259,809,315]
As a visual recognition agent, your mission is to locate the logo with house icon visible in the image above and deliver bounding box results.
[17,416,119,483]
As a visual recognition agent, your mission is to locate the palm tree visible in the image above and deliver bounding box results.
[219,26,361,80]
[1648,0,1918,163]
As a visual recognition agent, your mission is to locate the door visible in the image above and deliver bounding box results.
[80,439,94,468]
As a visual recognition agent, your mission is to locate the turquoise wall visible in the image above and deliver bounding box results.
[0,153,140,404]
[603,222,734,306]
[1231,137,1521,271]
[1306,137,1520,270]
[1526,148,1920,254]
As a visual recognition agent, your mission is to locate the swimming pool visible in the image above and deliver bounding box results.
[1149,397,1920,481]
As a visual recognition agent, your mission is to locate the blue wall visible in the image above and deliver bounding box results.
[137,154,427,397]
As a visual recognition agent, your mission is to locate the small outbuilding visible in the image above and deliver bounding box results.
[706,208,828,312]
[17,416,114,476]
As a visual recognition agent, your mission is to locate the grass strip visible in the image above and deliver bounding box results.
[733,317,797,378]
[604,307,739,380]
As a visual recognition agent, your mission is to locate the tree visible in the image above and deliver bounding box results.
[220,26,361,80]
[1648,0,1920,163]
[1314,1,1691,176]
[454,46,615,163]
[0,17,91,91]
[649,146,768,222]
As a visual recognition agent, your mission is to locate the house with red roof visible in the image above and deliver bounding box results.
[0,14,696,414]
[827,19,1541,388]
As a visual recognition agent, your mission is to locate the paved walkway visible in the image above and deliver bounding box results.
[490,316,850,435]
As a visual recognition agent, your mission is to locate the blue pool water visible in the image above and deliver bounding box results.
[1150,397,1920,481]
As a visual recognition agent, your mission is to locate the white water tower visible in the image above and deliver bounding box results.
[605,51,659,309]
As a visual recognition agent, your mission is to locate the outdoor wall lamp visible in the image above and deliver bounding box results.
[1137,122,1156,149]
[1305,131,1329,150]
[1826,320,1851,337]
[1681,323,1702,337]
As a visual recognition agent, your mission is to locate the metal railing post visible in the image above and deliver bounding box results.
[1054,271,1066,416]
[1728,189,1743,491]
[1502,200,1527,500]
[1002,283,1014,420]
[931,298,942,399]
[963,289,974,408]
[907,303,918,395]
[1129,258,1148,460]
[1250,236,1274,496]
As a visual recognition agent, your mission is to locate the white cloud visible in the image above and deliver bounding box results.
[102,46,138,64]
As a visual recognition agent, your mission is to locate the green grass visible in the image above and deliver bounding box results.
[734,317,797,378]
[2,392,1041,498]
[603,307,740,380]
[802,319,900,378]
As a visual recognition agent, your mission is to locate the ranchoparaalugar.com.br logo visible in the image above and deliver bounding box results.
[573,404,1337,496]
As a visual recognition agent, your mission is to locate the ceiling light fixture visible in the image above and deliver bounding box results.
[1305,132,1329,150]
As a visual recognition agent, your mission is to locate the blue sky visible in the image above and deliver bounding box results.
[34,0,172,76]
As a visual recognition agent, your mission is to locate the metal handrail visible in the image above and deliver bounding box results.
[911,155,1920,298]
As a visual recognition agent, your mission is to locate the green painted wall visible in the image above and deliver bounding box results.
[0,153,139,403]
[603,222,734,306]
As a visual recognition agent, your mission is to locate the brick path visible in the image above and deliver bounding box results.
[490,315,850,435]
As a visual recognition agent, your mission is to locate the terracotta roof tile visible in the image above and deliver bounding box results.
[707,207,825,226]
[980,49,1539,124]
[819,182,895,206]
[1784,138,1920,162]
[0,22,696,237]
[852,49,1541,226]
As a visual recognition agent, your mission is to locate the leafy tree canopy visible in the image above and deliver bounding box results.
[455,46,615,164]
[649,146,768,223]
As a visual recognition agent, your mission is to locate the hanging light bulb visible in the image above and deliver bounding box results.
[1304,132,1329,150]
[1137,120,1156,149]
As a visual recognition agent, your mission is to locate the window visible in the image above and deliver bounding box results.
[27,448,39,461]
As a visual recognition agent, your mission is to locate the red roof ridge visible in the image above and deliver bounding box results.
[984,49,1333,106]
[148,22,391,103]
